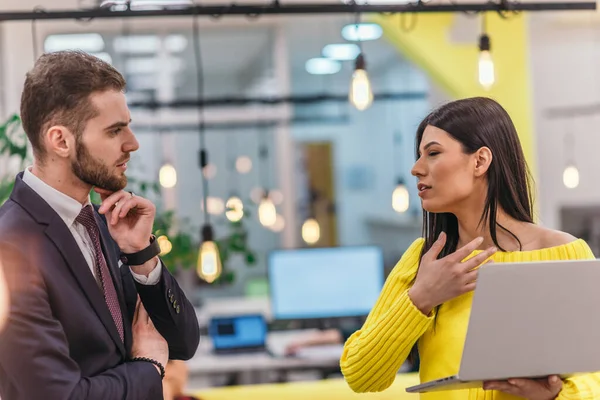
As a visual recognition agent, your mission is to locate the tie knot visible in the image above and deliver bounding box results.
[76,204,98,232]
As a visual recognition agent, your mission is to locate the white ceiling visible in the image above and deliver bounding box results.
[17,0,590,89]
[39,13,401,96]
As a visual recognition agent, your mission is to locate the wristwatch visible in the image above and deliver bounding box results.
[119,235,161,266]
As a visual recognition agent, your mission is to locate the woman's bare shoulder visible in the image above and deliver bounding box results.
[530,226,578,248]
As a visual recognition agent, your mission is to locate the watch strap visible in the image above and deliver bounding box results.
[120,235,161,266]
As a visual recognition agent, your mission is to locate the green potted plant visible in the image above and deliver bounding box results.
[0,114,30,204]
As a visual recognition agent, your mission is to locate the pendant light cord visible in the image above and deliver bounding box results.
[192,8,210,224]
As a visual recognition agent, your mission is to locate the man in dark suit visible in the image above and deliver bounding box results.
[0,50,200,399]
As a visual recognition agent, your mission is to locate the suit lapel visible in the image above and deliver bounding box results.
[45,215,127,357]
[10,173,128,356]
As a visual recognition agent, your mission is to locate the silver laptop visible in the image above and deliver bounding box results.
[406,258,600,393]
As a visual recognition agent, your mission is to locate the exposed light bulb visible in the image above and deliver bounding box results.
[157,235,173,256]
[478,51,495,90]
[302,218,321,245]
[563,165,579,189]
[197,225,222,284]
[204,197,224,216]
[349,53,373,111]
[258,195,277,227]
[159,163,177,188]
[478,34,495,90]
[392,181,410,213]
[225,196,244,222]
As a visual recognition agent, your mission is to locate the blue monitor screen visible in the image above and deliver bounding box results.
[268,246,384,320]
[209,315,267,350]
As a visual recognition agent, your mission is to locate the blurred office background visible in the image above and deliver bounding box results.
[1,0,600,398]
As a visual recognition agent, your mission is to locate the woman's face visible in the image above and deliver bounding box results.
[411,125,482,214]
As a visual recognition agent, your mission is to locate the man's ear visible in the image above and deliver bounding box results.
[45,125,75,159]
[474,146,493,177]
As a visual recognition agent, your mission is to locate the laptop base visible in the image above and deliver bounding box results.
[406,376,483,393]
[406,373,577,393]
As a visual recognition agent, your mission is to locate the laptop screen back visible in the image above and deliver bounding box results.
[209,314,267,351]
[460,259,600,381]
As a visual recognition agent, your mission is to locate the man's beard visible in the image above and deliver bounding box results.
[71,139,128,192]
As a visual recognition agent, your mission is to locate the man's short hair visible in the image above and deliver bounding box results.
[20,50,126,161]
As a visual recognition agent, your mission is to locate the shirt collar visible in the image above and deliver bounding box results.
[22,167,92,227]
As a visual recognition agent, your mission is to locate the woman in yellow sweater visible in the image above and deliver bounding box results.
[340,97,600,400]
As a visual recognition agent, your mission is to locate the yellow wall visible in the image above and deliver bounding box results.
[371,13,535,177]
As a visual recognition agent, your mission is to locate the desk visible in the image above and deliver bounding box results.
[195,374,421,400]
[188,329,411,386]
[187,350,342,375]
[190,298,411,388]
[187,330,345,386]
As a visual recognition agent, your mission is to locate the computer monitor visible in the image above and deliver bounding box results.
[268,246,384,320]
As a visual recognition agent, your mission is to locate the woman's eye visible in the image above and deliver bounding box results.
[429,151,440,156]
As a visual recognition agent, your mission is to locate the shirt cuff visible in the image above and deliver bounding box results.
[129,258,162,285]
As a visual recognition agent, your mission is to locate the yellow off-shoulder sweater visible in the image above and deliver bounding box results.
[341,237,600,399]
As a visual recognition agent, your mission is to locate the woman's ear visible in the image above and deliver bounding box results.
[474,146,493,177]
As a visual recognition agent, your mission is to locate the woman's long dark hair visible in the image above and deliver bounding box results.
[408,97,535,366]
[416,97,535,262]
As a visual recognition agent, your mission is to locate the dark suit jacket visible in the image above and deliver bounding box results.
[0,173,200,400]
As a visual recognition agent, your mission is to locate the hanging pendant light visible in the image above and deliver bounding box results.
[348,12,373,111]
[302,218,321,245]
[562,131,579,189]
[225,196,244,222]
[478,34,495,90]
[392,178,410,213]
[159,162,177,188]
[192,13,222,283]
[349,53,373,111]
[258,192,277,227]
[563,165,579,189]
[224,135,244,222]
[157,235,173,256]
[478,14,495,90]
[197,224,222,283]
[256,130,278,228]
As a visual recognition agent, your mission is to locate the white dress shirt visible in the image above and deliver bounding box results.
[22,167,162,285]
